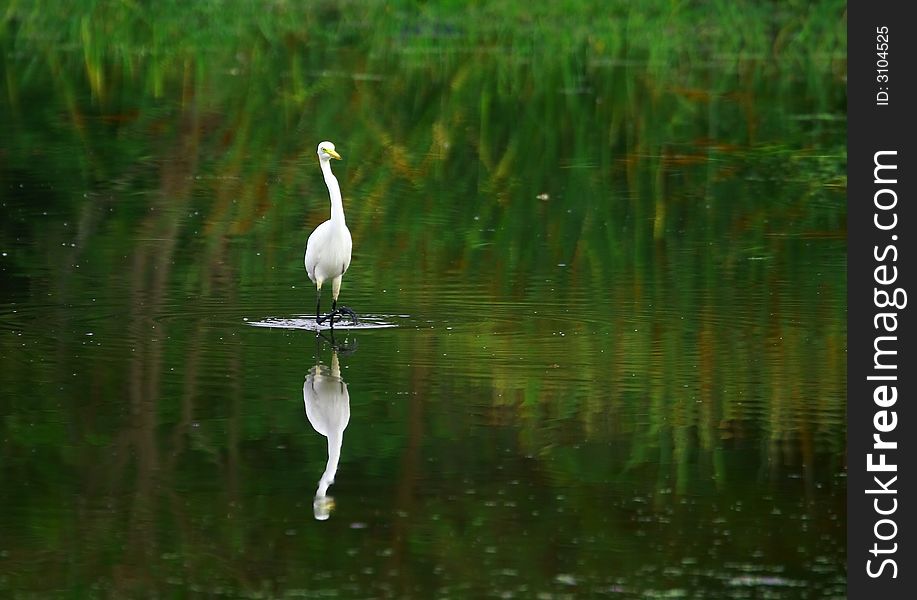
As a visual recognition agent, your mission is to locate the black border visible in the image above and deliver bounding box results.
[848,1,914,595]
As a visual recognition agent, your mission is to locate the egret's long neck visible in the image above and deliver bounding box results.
[320,159,345,226]
[316,432,342,497]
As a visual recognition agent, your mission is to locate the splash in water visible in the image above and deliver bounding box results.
[246,314,402,331]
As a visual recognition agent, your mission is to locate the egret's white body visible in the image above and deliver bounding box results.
[304,351,350,520]
[305,141,354,323]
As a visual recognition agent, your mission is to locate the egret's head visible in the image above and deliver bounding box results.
[317,141,342,161]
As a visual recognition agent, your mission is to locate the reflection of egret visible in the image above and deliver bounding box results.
[304,141,357,327]
[303,350,350,520]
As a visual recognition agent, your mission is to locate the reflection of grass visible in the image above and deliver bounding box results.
[2,2,847,424]
[2,0,847,471]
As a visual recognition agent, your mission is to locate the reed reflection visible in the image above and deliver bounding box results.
[303,348,350,520]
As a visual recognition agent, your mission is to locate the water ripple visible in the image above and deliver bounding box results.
[246,314,402,331]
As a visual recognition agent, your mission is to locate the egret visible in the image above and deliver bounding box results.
[304,350,351,520]
[305,141,357,326]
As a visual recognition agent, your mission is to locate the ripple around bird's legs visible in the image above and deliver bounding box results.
[246,314,400,331]
[316,306,359,327]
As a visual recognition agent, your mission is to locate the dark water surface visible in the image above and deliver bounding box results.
[1,4,846,598]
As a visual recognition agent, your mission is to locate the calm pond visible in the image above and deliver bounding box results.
[1,3,846,598]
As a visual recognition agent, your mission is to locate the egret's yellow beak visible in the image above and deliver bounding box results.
[324,148,342,160]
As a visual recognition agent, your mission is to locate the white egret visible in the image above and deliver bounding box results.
[303,350,351,520]
[305,141,357,326]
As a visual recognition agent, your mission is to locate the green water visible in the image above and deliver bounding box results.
[1,2,846,598]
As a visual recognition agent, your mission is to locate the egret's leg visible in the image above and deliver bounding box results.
[327,299,337,330]
[314,281,326,324]
[331,276,342,309]
[330,276,358,325]
[336,306,358,325]
[325,277,342,328]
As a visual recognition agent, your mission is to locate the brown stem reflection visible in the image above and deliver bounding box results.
[388,356,428,594]
[108,107,201,594]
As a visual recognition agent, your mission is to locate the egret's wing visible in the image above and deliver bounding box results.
[340,227,353,274]
[304,221,331,283]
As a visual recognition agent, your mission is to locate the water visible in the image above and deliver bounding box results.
[248,315,400,331]
[1,4,846,598]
